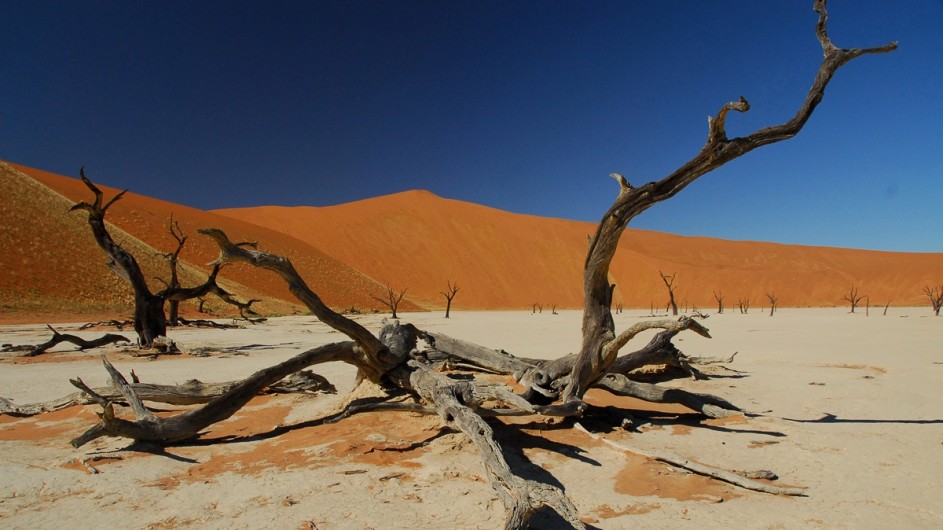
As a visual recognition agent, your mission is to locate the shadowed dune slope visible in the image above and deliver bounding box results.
[1,162,420,322]
[216,191,943,310]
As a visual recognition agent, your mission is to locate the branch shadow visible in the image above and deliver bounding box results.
[783,413,943,425]
[106,440,199,463]
[491,421,603,530]
[173,394,427,447]
[582,405,786,437]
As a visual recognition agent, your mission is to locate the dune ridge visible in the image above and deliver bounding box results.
[1,162,421,322]
[216,191,943,310]
[3,161,940,323]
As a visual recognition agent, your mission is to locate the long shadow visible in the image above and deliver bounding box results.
[783,413,943,425]
[101,441,199,463]
[491,421,602,530]
[173,394,427,447]
[581,405,786,437]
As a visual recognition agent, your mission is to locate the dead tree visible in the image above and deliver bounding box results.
[842,285,865,313]
[766,293,779,316]
[532,303,542,314]
[372,285,407,318]
[71,172,260,346]
[659,271,680,316]
[162,216,186,326]
[923,285,943,316]
[71,170,229,348]
[59,4,894,527]
[441,281,459,318]
[714,290,725,314]
[738,298,750,314]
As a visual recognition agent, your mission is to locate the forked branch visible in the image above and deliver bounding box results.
[564,0,895,404]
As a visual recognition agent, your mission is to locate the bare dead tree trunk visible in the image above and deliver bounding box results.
[163,216,186,326]
[659,271,680,316]
[372,285,408,319]
[561,0,894,405]
[71,171,247,347]
[923,285,943,316]
[766,293,779,316]
[842,285,865,313]
[738,298,750,314]
[714,290,724,314]
[441,281,459,318]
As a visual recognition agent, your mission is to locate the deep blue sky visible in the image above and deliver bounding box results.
[3,1,940,252]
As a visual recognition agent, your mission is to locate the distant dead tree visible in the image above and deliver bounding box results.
[615,302,623,314]
[923,285,943,316]
[842,285,865,313]
[766,293,779,316]
[532,303,543,314]
[372,285,408,319]
[156,215,187,326]
[713,291,725,314]
[738,298,750,314]
[659,271,679,316]
[441,281,460,319]
[883,301,890,316]
[552,304,559,315]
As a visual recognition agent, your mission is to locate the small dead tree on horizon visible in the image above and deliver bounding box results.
[372,285,408,319]
[923,285,942,316]
[714,291,725,314]
[659,271,679,316]
[738,298,750,314]
[842,285,865,313]
[766,293,779,316]
[441,281,459,318]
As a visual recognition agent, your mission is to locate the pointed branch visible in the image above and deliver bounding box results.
[565,0,895,404]
[199,228,393,376]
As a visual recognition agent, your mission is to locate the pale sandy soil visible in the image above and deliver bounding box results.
[1,309,941,529]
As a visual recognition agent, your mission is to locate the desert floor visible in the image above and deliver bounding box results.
[1,308,941,529]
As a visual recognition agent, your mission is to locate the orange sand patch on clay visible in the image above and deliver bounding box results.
[0,405,100,441]
[613,451,739,502]
[150,396,439,489]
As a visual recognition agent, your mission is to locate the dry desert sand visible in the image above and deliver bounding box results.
[1,308,941,529]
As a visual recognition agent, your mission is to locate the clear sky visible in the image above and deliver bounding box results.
[3,1,941,252]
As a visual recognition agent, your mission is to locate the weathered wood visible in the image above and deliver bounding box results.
[1,325,131,357]
[595,374,740,419]
[0,371,335,416]
[70,343,358,447]
[392,361,585,530]
[563,1,895,404]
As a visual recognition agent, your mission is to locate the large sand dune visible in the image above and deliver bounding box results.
[1,162,420,322]
[3,161,941,323]
[216,192,943,310]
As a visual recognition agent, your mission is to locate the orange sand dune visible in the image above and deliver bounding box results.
[216,191,943,310]
[1,162,419,322]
